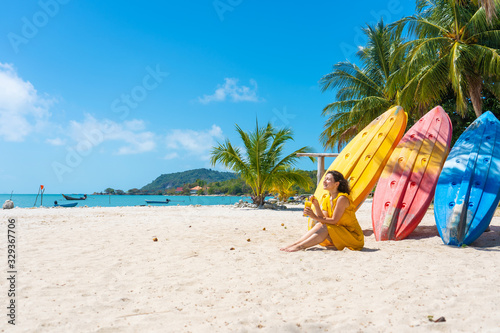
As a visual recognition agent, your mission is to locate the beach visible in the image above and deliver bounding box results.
[1,201,499,332]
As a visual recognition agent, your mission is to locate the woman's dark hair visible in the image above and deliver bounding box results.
[326,170,351,194]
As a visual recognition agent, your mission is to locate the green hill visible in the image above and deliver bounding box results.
[141,168,238,192]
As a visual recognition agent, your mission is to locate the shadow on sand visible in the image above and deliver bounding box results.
[469,225,500,250]
[405,224,500,250]
[306,246,379,252]
[360,247,379,252]
[286,207,305,212]
[364,225,441,241]
[363,229,374,237]
[406,225,440,240]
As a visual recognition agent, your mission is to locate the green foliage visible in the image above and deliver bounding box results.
[210,121,315,206]
[111,168,317,197]
[140,168,238,193]
[182,184,191,196]
[104,188,115,194]
[392,0,500,117]
[441,89,500,146]
[321,1,500,150]
[205,178,253,195]
[127,188,141,195]
[291,170,317,194]
[320,20,408,150]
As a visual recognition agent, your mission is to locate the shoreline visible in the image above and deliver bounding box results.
[1,202,499,332]
[0,194,252,209]
[0,193,252,197]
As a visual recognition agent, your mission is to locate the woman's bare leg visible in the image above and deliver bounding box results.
[280,222,323,251]
[283,224,330,252]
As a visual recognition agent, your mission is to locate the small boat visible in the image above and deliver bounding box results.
[145,199,171,205]
[54,201,78,207]
[62,194,87,200]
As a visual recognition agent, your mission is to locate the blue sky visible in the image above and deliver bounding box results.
[1,0,414,194]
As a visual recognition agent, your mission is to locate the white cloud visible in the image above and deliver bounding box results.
[0,63,54,141]
[164,152,179,160]
[198,78,262,104]
[0,63,158,157]
[124,119,146,131]
[68,114,156,155]
[165,125,224,160]
[46,137,66,146]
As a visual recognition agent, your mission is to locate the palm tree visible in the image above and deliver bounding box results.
[320,20,407,150]
[393,0,500,118]
[271,179,304,203]
[210,122,314,207]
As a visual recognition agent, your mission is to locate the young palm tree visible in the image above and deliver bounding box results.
[320,20,407,150]
[393,0,500,118]
[210,122,314,207]
[270,179,306,203]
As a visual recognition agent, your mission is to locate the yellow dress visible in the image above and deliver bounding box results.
[319,192,364,251]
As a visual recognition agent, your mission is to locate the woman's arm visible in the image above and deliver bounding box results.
[311,196,325,219]
[304,196,349,225]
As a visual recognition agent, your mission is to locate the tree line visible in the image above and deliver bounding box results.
[98,172,317,198]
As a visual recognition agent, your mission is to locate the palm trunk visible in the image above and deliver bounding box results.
[252,194,265,207]
[467,74,483,118]
[479,0,497,22]
[251,190,265,207]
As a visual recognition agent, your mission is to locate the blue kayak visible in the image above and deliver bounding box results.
[434,111,500,246]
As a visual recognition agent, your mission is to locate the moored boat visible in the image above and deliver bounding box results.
[62,194,87,200]
[145,199,171,205]
[54,201,78,207]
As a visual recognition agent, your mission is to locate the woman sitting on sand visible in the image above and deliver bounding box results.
[280,170,364,252]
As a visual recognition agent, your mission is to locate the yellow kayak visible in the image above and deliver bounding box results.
[309,106,407,228]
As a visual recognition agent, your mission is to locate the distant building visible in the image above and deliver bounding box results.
[175,187,183,193]
[190,186,202,195]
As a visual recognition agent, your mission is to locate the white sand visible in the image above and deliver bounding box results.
[1,201,499,332]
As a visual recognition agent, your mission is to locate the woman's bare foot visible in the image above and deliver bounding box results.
[284,244,304,252]
[280,242,300,251]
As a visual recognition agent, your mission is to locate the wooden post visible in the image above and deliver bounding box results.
[318,156,324,186]
[296,153,339,186]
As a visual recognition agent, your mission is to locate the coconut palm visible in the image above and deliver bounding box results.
[210,122,314,207]
[320,20,408,150]
[393,0,500,118]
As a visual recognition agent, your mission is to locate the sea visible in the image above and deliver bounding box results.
[0,194,252,208]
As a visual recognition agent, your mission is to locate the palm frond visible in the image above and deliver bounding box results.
[320,62,383,96]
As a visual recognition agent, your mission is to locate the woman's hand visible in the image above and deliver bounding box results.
[310,195,322,212]
[304,207,317,219]
[309,195,317,204]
